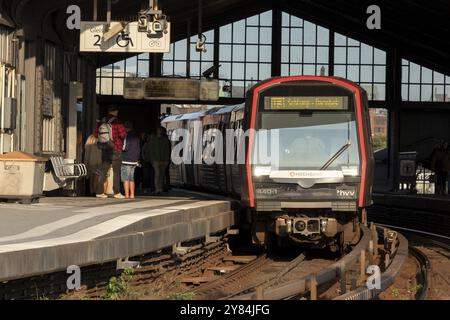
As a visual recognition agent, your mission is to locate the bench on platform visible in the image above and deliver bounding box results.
[43,155,87,192]
[50,155,87,181]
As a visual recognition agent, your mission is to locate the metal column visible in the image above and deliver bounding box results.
[386,48,402,191]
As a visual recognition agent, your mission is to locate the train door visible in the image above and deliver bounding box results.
[185,118,197,187]
[233,107,245,194]
[217,112,230,193]
[226,111,237,194]
[178,119,187,186]
[200,114,219,191]
[164,116,184,186]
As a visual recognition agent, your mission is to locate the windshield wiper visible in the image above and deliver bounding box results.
[320,141,351,170]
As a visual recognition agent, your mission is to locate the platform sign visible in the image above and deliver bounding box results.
[199,80,220,101]
[123,78,144,99]
[80,21,170,53]
[142,78,219,101]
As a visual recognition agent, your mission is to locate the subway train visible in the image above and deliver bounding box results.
[162,76,374,251]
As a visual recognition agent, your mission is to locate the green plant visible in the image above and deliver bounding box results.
[170,292,195,300]
[408,284,423,295]
[122,268,134,280]
[391,287,399,297]
[104,268,135,300]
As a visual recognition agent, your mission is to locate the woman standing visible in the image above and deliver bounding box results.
[84,134,104,196]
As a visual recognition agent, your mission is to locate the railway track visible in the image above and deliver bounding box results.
[190,252,311,300]
[187,226,407,300]
[187,224,412,300]
[3,219,436,300]
[373,223,449,300]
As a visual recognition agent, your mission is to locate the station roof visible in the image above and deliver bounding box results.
[3,0,450,74]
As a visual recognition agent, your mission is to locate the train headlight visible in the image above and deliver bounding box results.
[321,220,328,232]
[253,166,271,176]
[307,220,320,232]
[294,220,306,232]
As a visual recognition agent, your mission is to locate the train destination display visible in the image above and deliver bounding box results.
[264,96,349,110]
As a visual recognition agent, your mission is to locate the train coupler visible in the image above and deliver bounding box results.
[275,217,338,237]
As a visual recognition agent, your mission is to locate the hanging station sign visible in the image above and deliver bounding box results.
[79,21,170,53]
[123,78,145,99]
[123,77,220,101]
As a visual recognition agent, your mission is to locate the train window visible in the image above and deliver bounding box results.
[253,112,360,171]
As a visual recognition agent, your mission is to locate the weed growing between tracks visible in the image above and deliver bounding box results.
[60,242,230,300]
[170,292,195,300]
[104,268,136,300]
[378,256,422,300]
[59,268,137,300]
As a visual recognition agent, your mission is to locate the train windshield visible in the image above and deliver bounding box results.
[253,111,360,171]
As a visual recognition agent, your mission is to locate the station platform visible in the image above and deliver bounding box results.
[373,193,450,214]
[0,192,237,281]
[370,193,450,237]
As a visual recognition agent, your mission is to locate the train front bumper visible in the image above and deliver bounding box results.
[275,217,338,238]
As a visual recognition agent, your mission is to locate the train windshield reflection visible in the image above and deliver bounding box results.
[254,112,360,171]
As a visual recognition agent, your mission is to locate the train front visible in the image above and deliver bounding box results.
[245,76,373,249]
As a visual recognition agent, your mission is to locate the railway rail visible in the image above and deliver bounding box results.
[189,223,412,300]
[373,223,449,300]
[3,214,446,300]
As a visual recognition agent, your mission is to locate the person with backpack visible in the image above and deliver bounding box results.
[84,133,105,196]
[121,122,141,199]
[95,105,127,199]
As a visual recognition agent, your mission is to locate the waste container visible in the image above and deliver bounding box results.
[0,151,47,202]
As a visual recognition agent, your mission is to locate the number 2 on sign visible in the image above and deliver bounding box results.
[93,35,101,47]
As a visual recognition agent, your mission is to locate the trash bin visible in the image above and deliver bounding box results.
[0,151,47,202]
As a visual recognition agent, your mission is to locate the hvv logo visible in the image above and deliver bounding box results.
[336,189,356,197]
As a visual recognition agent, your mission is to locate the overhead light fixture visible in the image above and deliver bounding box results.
[195,33,207,53]
[138,0,169,39]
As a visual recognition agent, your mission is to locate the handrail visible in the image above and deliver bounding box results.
[334,227,408,300]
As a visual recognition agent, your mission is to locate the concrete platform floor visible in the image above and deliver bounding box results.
[0,191,236,281]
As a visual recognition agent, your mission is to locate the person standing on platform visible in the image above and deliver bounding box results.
[150,127,171,195]
[121,122,141,199]
[95,105,127,199]
[84,133,104,196]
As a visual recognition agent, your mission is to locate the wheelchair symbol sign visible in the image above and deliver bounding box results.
[80,21,170,52]
[116,31,134,48]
